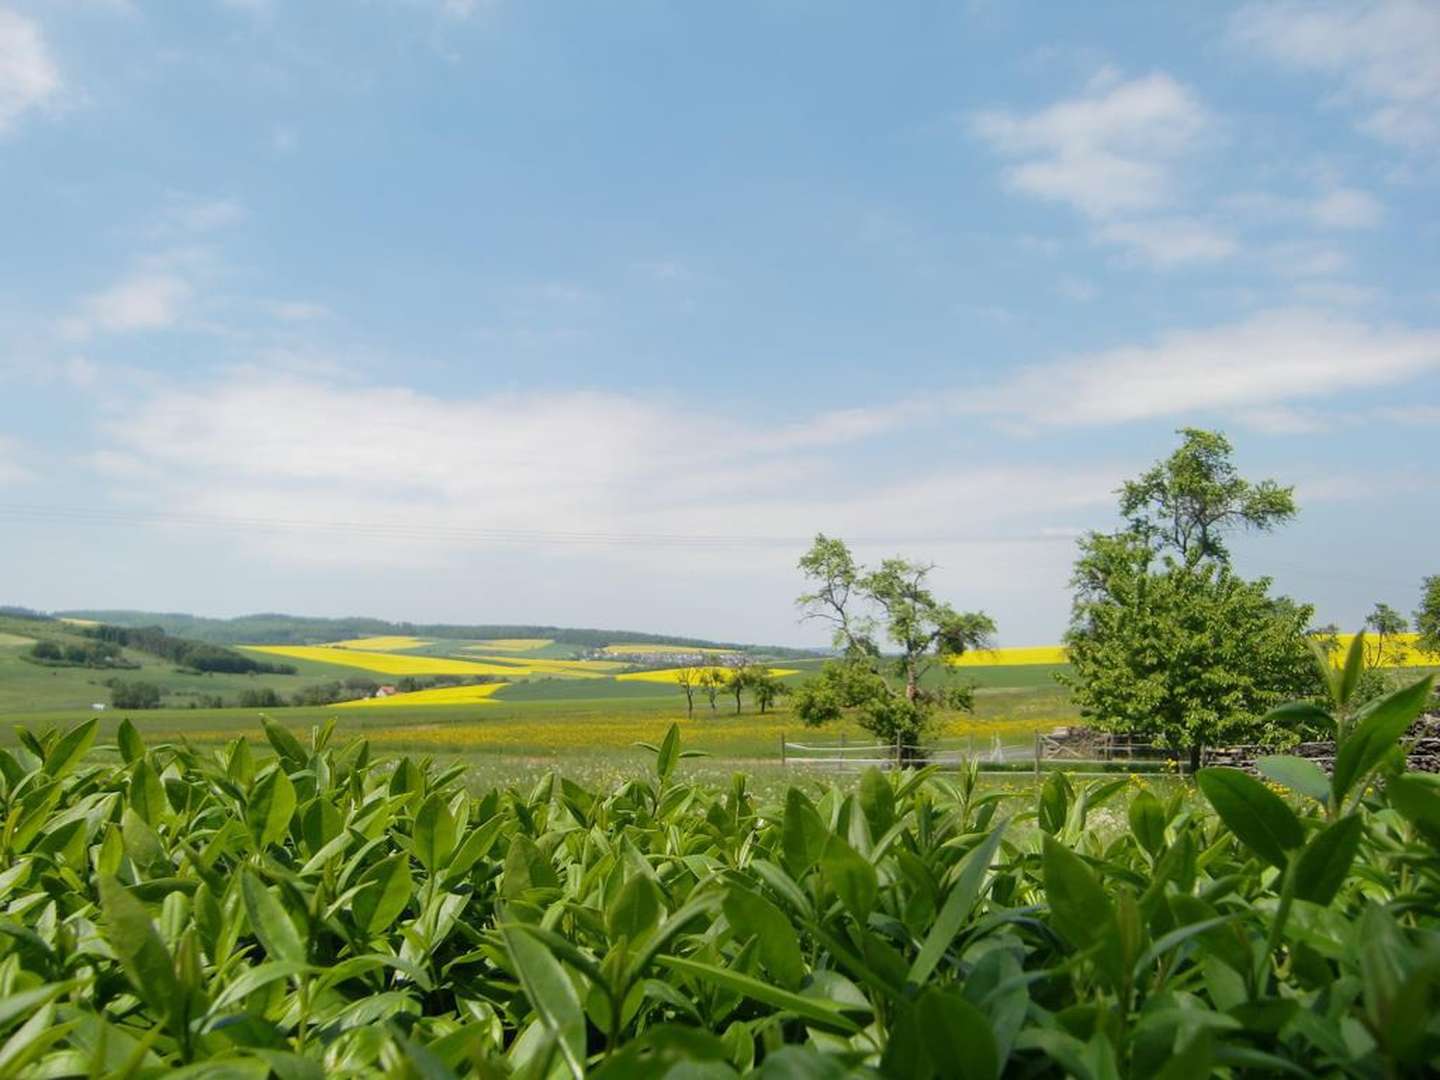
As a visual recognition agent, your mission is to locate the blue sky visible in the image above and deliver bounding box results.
[1,0,1437,645]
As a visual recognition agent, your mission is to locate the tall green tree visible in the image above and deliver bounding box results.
[792,535,995,752]
[1415,575,1440,659]
[1064,431,1319,770]
[1119,427,1296,563]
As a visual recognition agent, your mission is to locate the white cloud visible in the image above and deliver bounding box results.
[1309,187,1383,228]
[1233,405,1330,435]
[971,71,1237,267]
[970,71,1212,218]
[0,8,61,135]
[75,273,191,335]
[1232,0,1440,150]
[1094,217,1237,266]
[967,309,1440,428]
[88,370,1119,577]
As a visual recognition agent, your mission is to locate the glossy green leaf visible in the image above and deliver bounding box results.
[1128,789,1167,855]
[352,854,413,935]
[1332,675,1434,807]
[99,876,181,1022]
[656,955,862,1033]
[909,818,1008,985]
[1042,833,1112,949]
[1292,815,1364,905]
[413,792,458,871]
[1196,768,1303,869]
[723,886,805,990]
[246,766,297,850]
[240,868,306,964]
[820,834,876,924]
[1255,755,1330,805]
[501,919,587,1079]
[42,718,97,779]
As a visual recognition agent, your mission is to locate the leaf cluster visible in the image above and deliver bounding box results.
[0,673,1438,1076]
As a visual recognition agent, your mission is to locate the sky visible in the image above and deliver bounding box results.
[1,1,1438,647]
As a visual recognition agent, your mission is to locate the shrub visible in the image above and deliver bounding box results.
[109,679,162,709]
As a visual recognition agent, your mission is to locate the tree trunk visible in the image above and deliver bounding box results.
[1188,743,1202,774]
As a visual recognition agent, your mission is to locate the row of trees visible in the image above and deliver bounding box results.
[88,624,297,675]
[29,638,135,668]
[790,427,1437,767]
[673,661,789,717]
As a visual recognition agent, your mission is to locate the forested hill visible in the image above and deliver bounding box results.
[53,609,818,657]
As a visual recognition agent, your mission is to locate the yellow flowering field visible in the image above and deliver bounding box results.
[1332,632,1431,667]
[335,683,508,708]
[617,666,799,684]
[241,645,525,676]
[948,645,1070,667]
[242,644,628,678]
[469,638,554,651]
[328,635,432,651]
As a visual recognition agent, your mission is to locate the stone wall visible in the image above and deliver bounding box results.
[1204,712,1440,774]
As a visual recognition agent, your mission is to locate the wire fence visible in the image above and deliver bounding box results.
[779,729,1178,773]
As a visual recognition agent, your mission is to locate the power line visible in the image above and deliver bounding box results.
[0,502,1078,551]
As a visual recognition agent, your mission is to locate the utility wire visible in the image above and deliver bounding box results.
[0,502,1078,551]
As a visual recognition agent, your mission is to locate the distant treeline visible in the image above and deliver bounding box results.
[86,624,297,675]
[53,609,820,657]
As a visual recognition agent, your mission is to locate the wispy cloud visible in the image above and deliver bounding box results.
[0,7,61,135]
[90,369,1118,572]
[1231,0,1440,151]
[965,309,1440,428]
[970,70,1236,267]
[66,271,192,337]
[971,69,1211,218]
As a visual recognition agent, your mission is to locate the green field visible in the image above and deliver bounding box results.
[0,614,1080,793]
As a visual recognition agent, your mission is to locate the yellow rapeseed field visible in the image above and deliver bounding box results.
[943,636,1435,669]
[243,644,627,679]
[335,683,508,708]
[949,645,1070,667]
[1332,632,1432,668]
[241,645,525,676]
[617,666,799,684]
[328,636,431,651]
[469,638,553,651]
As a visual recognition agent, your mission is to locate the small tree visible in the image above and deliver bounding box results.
[725,657,752,715]
[698,667,724,713]
[673,666,702,718]
[749,668,787,714]
[1363,602,1409,670]
[1415,575,1440,659]
[792,535,995,754]
[111,680,162,710]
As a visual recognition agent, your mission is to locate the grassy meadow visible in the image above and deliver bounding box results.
[0,614,1080,786]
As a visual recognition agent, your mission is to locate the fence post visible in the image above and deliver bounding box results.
[1034,732,1041,781]
[780,731,786,766]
